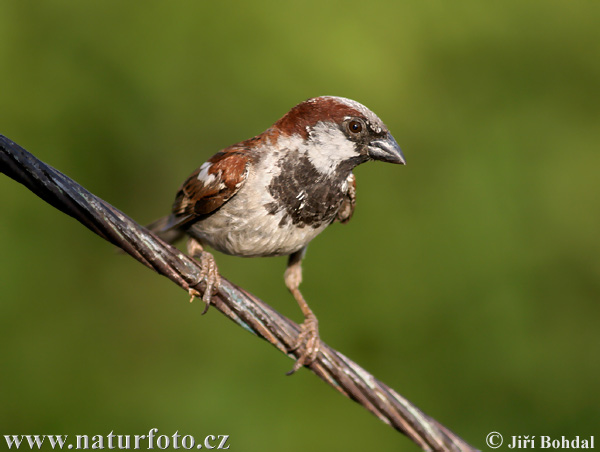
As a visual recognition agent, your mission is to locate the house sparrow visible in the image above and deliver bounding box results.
[149,96,405,373]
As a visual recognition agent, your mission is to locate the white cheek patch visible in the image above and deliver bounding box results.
[303,122,357,175]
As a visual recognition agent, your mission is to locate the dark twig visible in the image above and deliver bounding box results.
[1,135,479,452]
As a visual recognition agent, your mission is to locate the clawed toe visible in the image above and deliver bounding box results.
[188,288,202,303]
[287,315,320,375]
[187,244,220,314]
[198,252,220,304]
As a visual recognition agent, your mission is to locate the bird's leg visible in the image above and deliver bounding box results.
[284,247,320,374]
[187,237,220,314]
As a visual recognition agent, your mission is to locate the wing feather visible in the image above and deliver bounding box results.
[169,148,251,230]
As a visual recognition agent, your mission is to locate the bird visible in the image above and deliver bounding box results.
[148,96,405,373]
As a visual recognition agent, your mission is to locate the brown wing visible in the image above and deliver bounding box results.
[336,173,356,224]
[169,148,251,229]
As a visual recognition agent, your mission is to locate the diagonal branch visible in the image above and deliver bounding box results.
[0,134,479,452]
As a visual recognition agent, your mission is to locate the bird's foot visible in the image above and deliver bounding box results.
[287,313,320,375]
[188,249,220,314]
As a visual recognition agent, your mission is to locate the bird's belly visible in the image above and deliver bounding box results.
[186,200,329,257]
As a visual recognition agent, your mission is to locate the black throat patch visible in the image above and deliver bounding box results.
[265,151,352,229]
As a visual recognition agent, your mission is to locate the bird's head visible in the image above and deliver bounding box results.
[272,96,405,174]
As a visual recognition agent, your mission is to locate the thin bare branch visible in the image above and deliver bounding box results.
[0,134,479,452]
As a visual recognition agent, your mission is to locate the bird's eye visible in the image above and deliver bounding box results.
[348,120,363,134]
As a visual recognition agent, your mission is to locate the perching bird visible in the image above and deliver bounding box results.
[149,96,405,373]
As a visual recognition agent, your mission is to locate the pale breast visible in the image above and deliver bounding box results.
[186,188,329,257]
[186,146,351,257]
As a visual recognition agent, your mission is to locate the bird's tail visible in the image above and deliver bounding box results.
[146,216,185,244]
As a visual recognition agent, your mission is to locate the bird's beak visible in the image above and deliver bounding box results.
[368,132,406,165]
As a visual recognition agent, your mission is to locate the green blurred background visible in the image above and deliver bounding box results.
[1,1,599,450]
